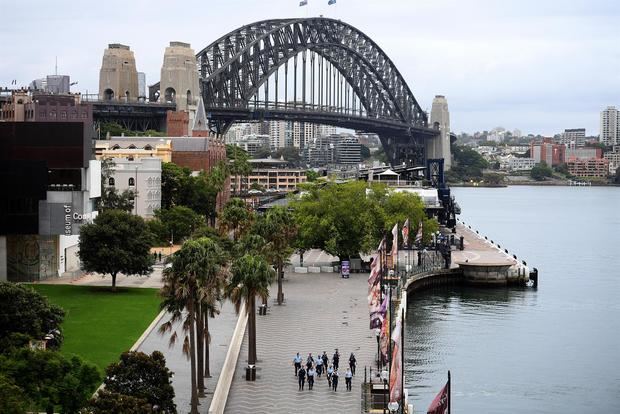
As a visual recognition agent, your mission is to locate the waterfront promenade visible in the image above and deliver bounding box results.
[225,270,376,414]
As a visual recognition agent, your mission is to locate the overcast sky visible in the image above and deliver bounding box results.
[1,0,618,135]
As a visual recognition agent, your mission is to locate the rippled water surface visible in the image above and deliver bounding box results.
[405,186,620,413]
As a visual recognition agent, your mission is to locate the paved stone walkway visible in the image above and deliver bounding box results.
[138,301,238,414]
[225,270,376,414]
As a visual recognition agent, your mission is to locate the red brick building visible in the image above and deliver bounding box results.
[166,110,189,137]
[530,138,565,166]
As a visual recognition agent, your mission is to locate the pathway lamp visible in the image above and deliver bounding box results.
[388,401,399,414]
[381,369,389,414]
[375,328,381,373]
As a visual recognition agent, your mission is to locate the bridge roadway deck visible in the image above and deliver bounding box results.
[225,270,376,414]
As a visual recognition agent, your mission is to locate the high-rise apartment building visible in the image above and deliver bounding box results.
[600,106,619,146]
[561,128,586,148]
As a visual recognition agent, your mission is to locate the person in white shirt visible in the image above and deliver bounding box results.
[345,367,353,391]
[307,366,316,390]
[293,352,302,376]
[326,364,334,387]
[315,353,324,377]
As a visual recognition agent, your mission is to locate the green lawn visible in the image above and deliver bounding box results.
[30,285,161,374]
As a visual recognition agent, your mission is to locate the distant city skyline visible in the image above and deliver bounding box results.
[1,0,618,135]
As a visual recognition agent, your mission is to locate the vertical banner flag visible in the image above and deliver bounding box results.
[380,316,389,362]
[402,218,410,248]
[299,0,308,6]
[427,379,449,414]
[415,220,424,244]
[391,223,398,270]
[368,254,381,286]
[389,320,402,404]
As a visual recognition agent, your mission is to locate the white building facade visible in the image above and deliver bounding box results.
[107,157,162,219]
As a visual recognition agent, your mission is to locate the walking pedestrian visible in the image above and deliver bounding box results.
[332,349,340,370]
[349,352,357,375]
[307,365,316,390]
[315,353,323,377]
[298,366,306,390]
[321,351,329,369]
[306,353,314,370]
[293,352,302,376]
[332,369,339,392]
[158,252,161,262]
[345,367,353,391]
[326,364,334,387]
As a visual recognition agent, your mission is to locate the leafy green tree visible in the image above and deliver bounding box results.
[226,255,275,367]
[360,144,371,160]
[155,206,204,243]
[227,145,252,194]
[78,210,154,291]
[0,348,99,414]
[254,207,297,305]
[220,198,254,241]
[291,181,385,260]
[305,169,319,182]
[103,351,175,413]
[482,172,505,185]
[0,282,65,350]
[0,374,31,414]
[449,144,489,182]
[80,390,152,414]
[530,162,553,181]
[161,162,193,210]
[554,163,569,176]
[271,147,302,165]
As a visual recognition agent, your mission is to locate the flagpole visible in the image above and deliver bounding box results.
[448,370,451,414]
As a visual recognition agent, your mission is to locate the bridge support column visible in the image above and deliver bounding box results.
[426,95,452,170]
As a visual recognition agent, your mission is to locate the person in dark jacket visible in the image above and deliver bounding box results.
[298,366,306,390]
[349,352,357,375]
[332,349,340,370]
[332,369,339,391]
[306,353,314,370]
[321,351,329,370]
[307,365,316,390]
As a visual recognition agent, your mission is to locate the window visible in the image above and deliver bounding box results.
[112,145,120,150]
[144,145,153,151]
[108,177,115,186]
[128,177,135,186]
[61,111,67,119]
[128,145,136,149]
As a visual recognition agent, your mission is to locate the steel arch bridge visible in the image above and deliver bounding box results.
[196,17,440,167]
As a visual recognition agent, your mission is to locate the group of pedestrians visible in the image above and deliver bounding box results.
[293,349,357,392]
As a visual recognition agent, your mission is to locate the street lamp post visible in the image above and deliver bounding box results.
[375,328,381,375]
[388,401,399,414]
[381,369,389,414]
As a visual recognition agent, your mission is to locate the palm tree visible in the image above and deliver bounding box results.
[226,254,275,367]
[159,240,205,414]
[193,237,227,384]
[220,198,254,241]
[254,206,297,305]
[160,237,228,400]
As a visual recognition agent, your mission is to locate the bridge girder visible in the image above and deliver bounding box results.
[196,17,437,166]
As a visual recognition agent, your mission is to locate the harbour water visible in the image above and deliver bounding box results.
[405,186,620,413]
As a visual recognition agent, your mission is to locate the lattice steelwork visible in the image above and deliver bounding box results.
[196,17,437,166]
